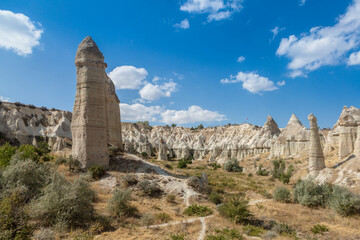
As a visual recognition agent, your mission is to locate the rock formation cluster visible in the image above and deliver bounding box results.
[308,113,325,176]
[71,36,122,168]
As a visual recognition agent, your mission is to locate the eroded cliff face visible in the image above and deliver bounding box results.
[0,102,72,151]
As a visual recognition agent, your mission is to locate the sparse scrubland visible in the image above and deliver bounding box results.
[1,139,360,239]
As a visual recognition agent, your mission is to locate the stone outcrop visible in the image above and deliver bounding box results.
[308,114,326,176]
[158,138,168,160]
[0,101,71,151]
[354,126,360,157]
[71,36,122,168]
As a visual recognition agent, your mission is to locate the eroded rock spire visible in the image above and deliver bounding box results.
[308,113,325,176]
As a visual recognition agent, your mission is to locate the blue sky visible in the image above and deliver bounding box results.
[1,0,360,128]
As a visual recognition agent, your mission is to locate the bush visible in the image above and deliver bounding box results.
[293,179,332,208]
[0,191,32,240]
[107,189,138,218]
[33,228,55,240]
[223,158,243,172]
[329,185,360,216]
[0,142,16,168]
[1,156,51,201]
[217,195,251,224]
[156,212,171,223]
[272,222,296,236]
[17,144,40,162]
[208,191,223,205]
[271,160,294,184]
[168,234,187,240]
[164,164,173,170]
[88,165,106,180]
[141,152,148,158]
[138,180,162,197]
[141,213,154,227]
[122,174,138,186]
[209,163,221,170]
[183,204,213,217]
[311,224,328,235]
[205,228,243,240]
[177,159,191,169]
[256,164,269,176]
[64,156,81,172]
[273,186,292,203]
[166,194,176,203]
[31,173,94,229]
[243,225,264,237]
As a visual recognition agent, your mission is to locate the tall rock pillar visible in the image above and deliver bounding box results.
[72,36,109,168]
[308,114,326,176]
[354,125,360,157]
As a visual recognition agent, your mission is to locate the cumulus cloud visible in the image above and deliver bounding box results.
[108,65,148,89]
[120,103,163,122]
[276,0,360,77]
[220,72,278,94]
[348,51,360,65]
[139,81,177,101]
[0,96,10,102]
[174,18,190,29]
[180,0,243,22]
[0,10,43,56]
[237,56,245,63]
[270,26,285,41]
[120,103,226,124]
[161,105,226,124]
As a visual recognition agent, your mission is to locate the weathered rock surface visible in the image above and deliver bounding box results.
[0,102,71,150]
[308,114,326,176]
[71,36,122,168]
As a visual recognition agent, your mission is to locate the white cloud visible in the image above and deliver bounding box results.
[277,80,286,86]
[120,103,163,122]
[161,105,226,124]
[152,76,160,82]
[276,0,360,77]
[348,51,360,65]
[0,96,10,102]
[180,0,243,22]
[120,103,226,124]
[220,72,278,94]
[174,18,190,29]
[108,65,148,89]
[270,26,285,41]
[139,81,177,101]
[299,0,306,6]
[0,10,43,56]
[237,56,245,63]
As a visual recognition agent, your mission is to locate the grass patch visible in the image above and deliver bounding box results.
[183,204,213,217]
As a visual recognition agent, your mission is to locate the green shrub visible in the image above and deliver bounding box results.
[17,144,39,162]
[271,160,294,184]
[183,204,213,217]
[0,191,32,240]
[256,164,269,176]
[31,173,94,229]
[329,185,360,216]
[1,156,51,201]
[177,158,192,169]
[243,224,264,237]
[310,224,328,235]
[208,191,223,205]
[273,186,292,203]
[293,179,332,207]
[0,143,16,168]
[107,189,138,218]
[272,222,296,236]
[166,194,176,203]
[55,155,81,172]
[223,158,243,172]
[88,165,106,180]
[141,152,148,158]
[156,212,171,223]
[164,164,173,170]
[205,228,243,240]
[138,180,162,197]
[209,163,221,170]
[218,195,251,224]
